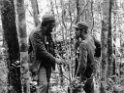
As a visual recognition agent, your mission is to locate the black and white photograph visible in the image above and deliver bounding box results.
[0,0,124,93]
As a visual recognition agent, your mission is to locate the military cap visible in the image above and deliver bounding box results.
[74,22,88,30]
[42,15,55,23]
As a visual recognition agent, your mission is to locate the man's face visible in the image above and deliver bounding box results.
[48,22,55,30]
[75,28,81,39]
[75,28,87,39]
[45,22,55,35]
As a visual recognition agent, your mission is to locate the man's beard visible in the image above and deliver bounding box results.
[75,34,81,40]
[45,29,52,36]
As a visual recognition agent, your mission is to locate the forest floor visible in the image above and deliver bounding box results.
[1,46,124,93]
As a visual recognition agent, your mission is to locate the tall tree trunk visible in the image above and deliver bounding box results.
[112,11,117,75]
[107,0,113,77]
[76,0,80,23]
[100,0,112,92]
[14,0,30,93]
[1,0,21,93]
[76,0,93,32]
[30,0,39,26]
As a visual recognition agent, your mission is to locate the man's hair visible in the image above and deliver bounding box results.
[41,15,55,26]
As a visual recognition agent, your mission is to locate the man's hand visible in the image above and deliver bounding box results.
[55,53,66,64]
[55,57,68,65]
[55,58,63,64]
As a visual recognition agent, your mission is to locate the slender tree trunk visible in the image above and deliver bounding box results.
[76,0,81,23]
[1,0,21,93]
[76,0,93,32]
[14,0,30,93]
[100,0,112,92]
[107,0,113,77]
[30,0,39,26]
[112,11,117,75]
[84,0,93,32]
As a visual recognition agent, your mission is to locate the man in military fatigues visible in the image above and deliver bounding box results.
[28,15,62,93]
[74,22,96,93]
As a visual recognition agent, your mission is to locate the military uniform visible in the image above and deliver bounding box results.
[28,15,56,93]
[77,35,95,93]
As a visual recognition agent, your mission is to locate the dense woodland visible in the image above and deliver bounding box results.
[0,0,124,93]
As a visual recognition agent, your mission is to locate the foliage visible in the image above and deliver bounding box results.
[0,46,8,93]
[103,75,124,93]
[1,0,124,93]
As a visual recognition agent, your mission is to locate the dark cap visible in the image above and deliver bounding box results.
[73,22,88,30]
[42,15,55,23]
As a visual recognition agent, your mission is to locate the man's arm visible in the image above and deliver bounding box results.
[93,36,101,58]
[32,32,56,63]
[77,42,87,75]
[28,37,33,54]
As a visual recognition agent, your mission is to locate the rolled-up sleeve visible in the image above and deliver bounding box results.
[78,42,87,74]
